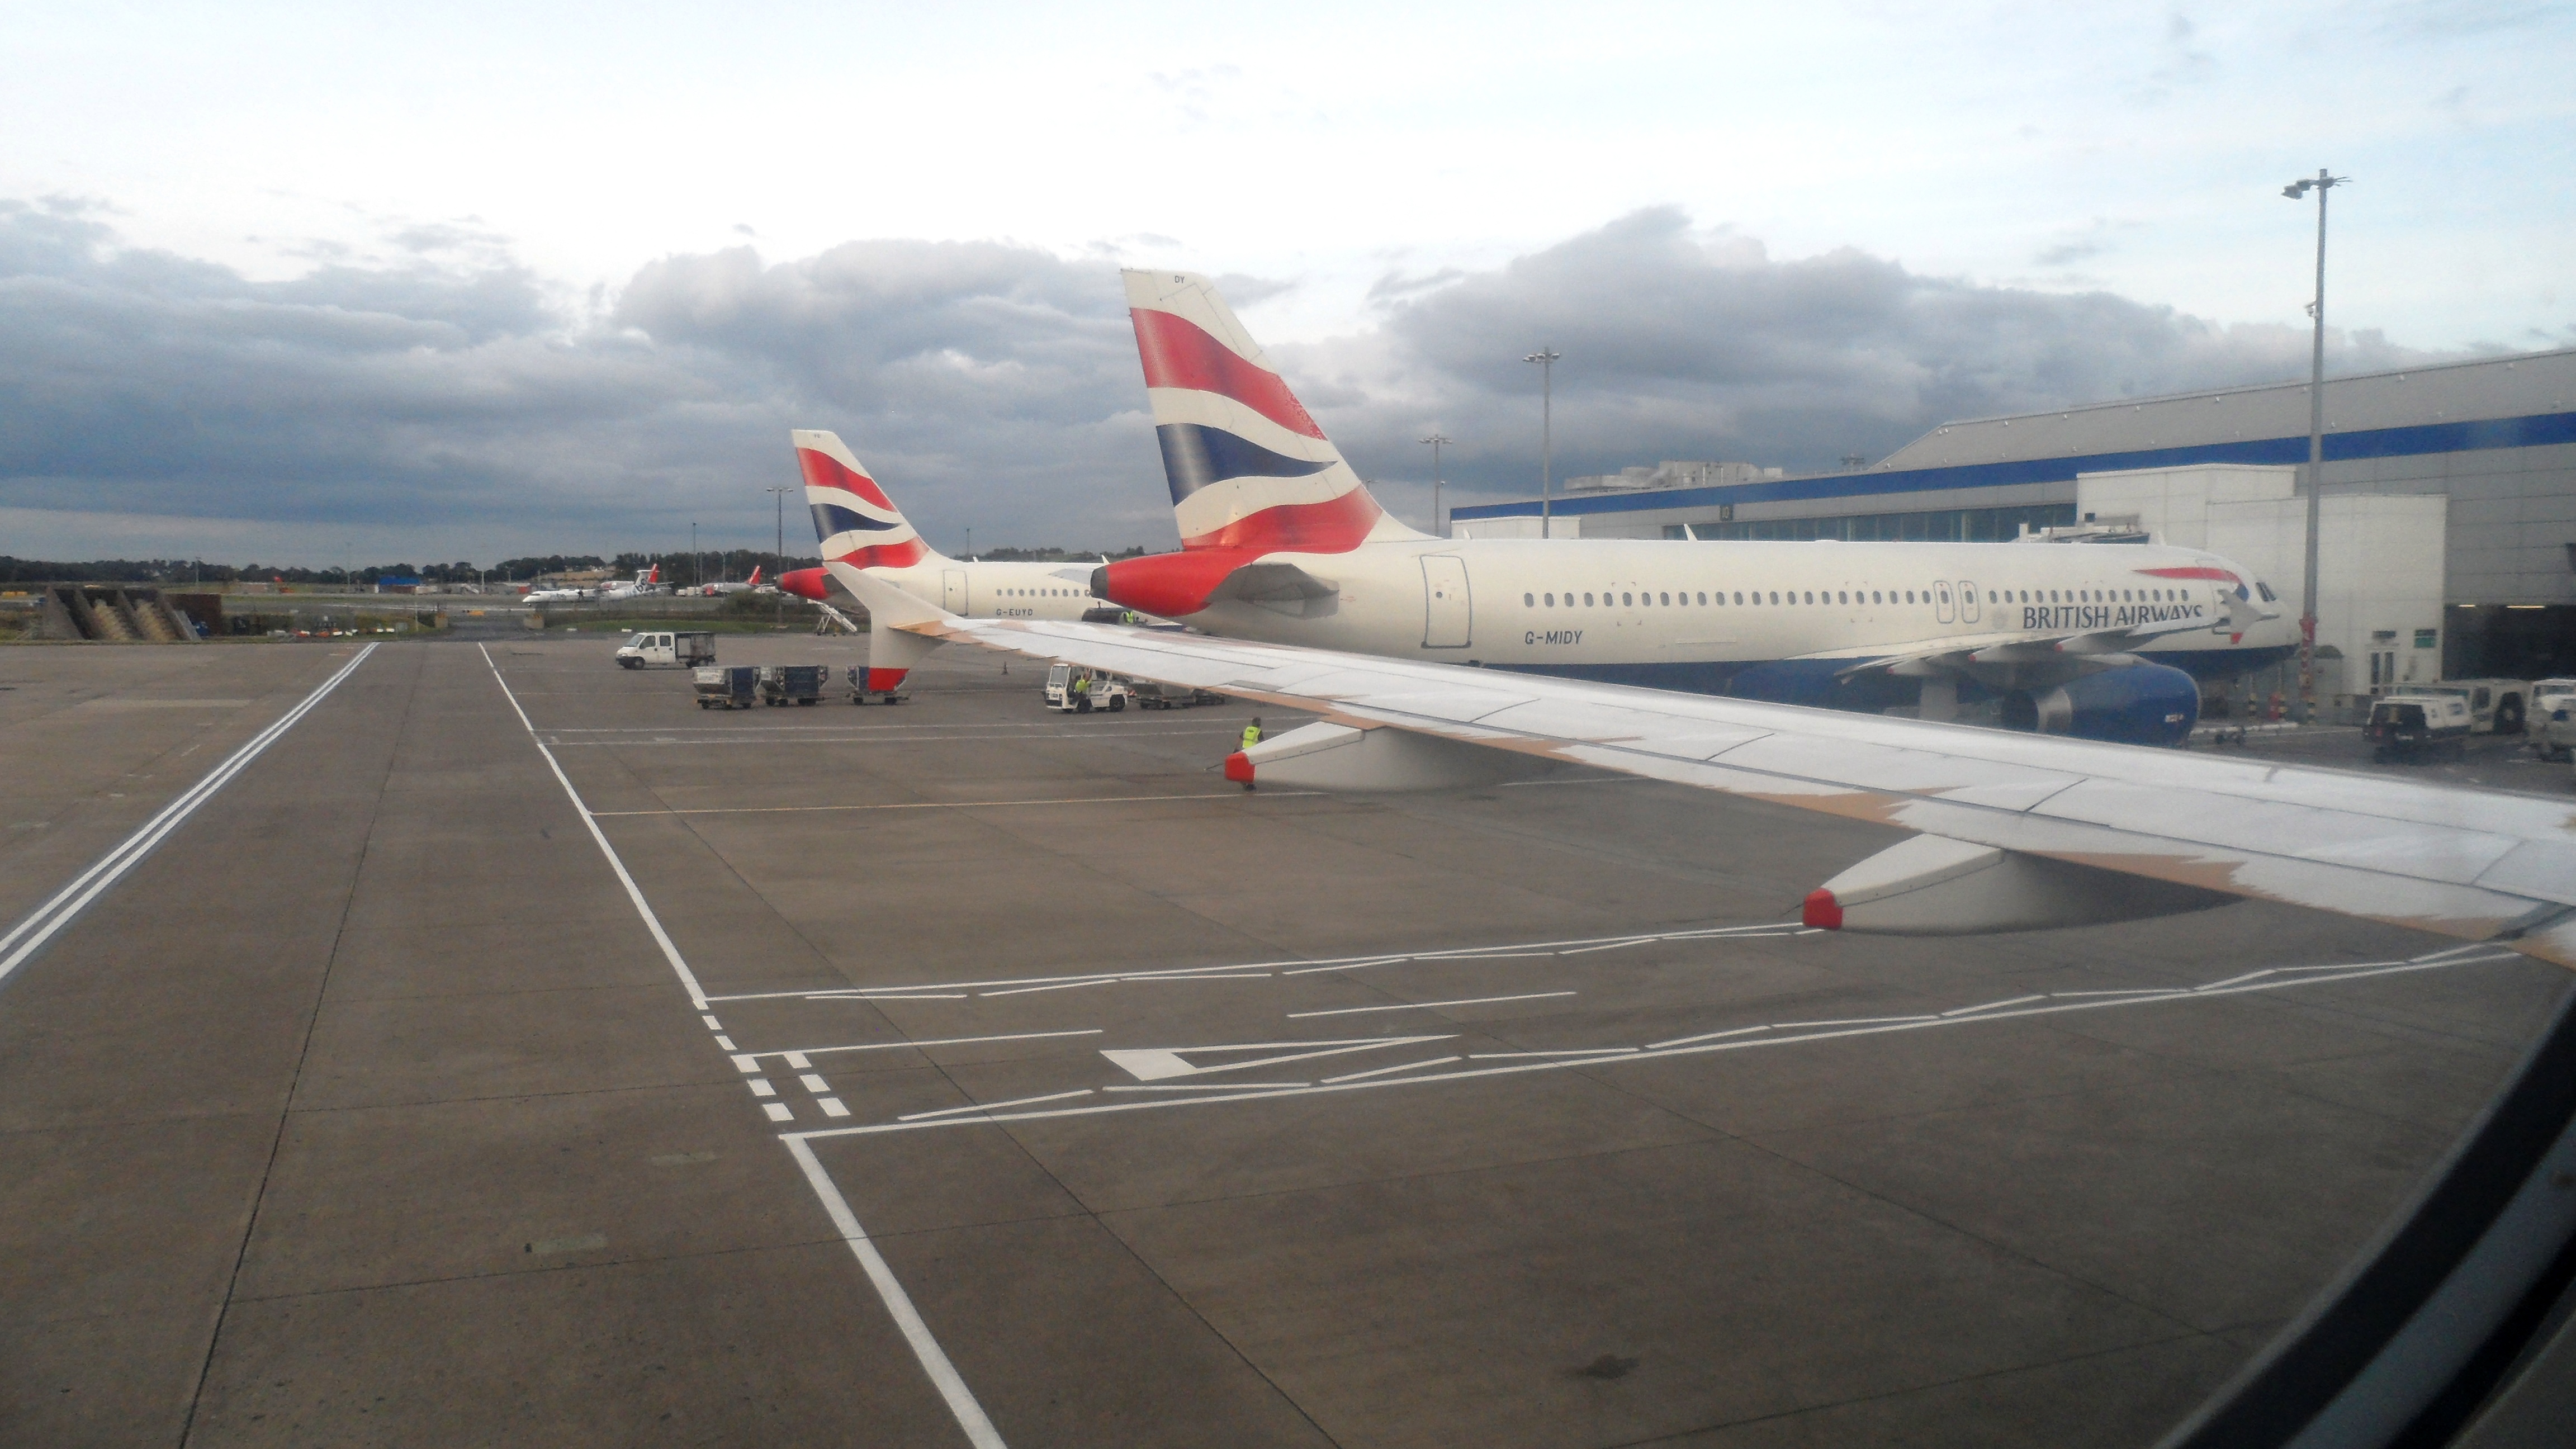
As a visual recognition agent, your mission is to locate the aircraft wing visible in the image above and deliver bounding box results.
[838,569,2576,969]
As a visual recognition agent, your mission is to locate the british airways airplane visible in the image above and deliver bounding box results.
[1092,271,2300,747]
[775,429,1114,692]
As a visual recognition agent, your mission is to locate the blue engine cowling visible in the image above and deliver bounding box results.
[2002,663,2200,747]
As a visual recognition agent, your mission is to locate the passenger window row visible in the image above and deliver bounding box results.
[1518,586,2197,608]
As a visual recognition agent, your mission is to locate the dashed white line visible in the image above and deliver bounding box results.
[764,1103,795,1123]
[1287,991,1578,1019]
[715,1035,737,1050]
[749,1079,777,1098]
[730,1054,760,1073]
[819,1098,851,1118]
[799,1074,830,1093]
[700,1015,722,1029]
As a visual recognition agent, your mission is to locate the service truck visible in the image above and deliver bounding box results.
[617,630,715,669]
[2528,678,2576,763]
[1045,662,1128,712]
[2366,693,2473,761]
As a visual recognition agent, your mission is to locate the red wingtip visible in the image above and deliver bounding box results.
[1221,751,1255,785]
[1801,889,1844,931]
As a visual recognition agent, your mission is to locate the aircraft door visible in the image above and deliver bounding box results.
[1421,555,1471,648]
[942,570,968,614]
[1934,581,1956,624]
[1958,580,1979,623]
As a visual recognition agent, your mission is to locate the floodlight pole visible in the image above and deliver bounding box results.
[1420,432,1452,537]
[1524,349,1560,538]
[2283,168,2346,726]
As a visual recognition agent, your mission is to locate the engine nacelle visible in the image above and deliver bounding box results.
[2001,662,2199,747]
[1225,721,1542,792]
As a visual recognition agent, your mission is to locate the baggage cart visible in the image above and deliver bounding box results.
[847,666,908,705]
[694,665,757,709]
[760,664,826,705]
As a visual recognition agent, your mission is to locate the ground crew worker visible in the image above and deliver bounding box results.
[1241,716,1262,749]
[1073,671,1092,712]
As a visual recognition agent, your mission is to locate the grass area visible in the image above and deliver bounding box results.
[543,616,854,635]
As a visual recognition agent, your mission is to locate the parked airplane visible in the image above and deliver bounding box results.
[1091,271,2300,747]
[692,565,766,598]
[781,429,1121,692]
[521,583,593,603]
[600,564,669,601]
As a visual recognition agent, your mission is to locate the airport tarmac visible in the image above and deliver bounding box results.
[3,636,2569,1448]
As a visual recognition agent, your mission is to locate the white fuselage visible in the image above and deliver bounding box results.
[869,558,1105,621]
[1164,538,2295,679]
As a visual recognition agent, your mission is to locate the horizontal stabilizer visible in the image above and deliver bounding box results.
[1803,834,2233,935]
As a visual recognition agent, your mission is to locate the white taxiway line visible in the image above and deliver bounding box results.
[589,790,1322,817]
[785,1138,1007,1449]
[1286,990,1578,1019]
[701,921,1810,1003]
[784,949,2526,1142]
[479,645,1008,1449]
[0,645,377,989]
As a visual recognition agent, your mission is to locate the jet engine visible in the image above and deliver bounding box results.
[2000,662,2199,747]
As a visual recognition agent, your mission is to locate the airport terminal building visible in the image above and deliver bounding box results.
[1450,348,2576,684]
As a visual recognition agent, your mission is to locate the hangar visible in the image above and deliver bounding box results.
[1450,347,2576,684]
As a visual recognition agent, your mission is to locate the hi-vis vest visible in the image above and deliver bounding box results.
[1240,723,1262,749]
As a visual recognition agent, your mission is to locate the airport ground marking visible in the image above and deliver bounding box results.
[481,645,1010,1448]
[1323,1055,1464,1083]
[0,643,377,989]
[785,948,2528,1140]
[589,789,1323,817]
[1104,1082,1313,1092]
[480,644,711,1011]
[702,921,1807,1002]
[781,1136,1010,1448]
[553,727,1248,749]
[1287,991,1578,1019]
[900,1089,1096,1121]
[744,1030,1106,1062]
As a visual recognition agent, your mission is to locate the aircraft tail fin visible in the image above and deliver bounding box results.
[792,430,940,572]
[1121,269,1423,553]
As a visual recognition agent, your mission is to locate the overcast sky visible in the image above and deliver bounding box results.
[3,1,2568,564]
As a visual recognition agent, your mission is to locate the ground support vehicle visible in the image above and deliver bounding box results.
[617,630,714,669]
[2366,693,2473,761]
[2416,679,2533,735]
[1130,679,1226,710]
[759,664,825,705]
[1044,662,1127,712]
[2525,679,2576,762]
[846,667,907,705]
[694,666,757,709]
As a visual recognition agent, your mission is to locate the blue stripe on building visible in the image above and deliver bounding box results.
[1451,409,2576,521]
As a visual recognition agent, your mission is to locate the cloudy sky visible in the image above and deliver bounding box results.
[3,1,2568,564]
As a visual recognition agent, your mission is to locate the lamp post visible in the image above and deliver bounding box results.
[1523,349,1559,538]
[764,485,793,628]
[690,522,698,589]
[2282,168,2347,726]
[1419,432,1452,537]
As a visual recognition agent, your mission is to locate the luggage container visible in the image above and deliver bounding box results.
[694,665,758,709]
[760,664,826,705]
[847,666,908,705]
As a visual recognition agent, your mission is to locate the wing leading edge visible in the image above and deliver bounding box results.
[832,565,2576,970]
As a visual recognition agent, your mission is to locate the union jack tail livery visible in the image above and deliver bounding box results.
[795,429,936,572]
[1124,269,1424,553]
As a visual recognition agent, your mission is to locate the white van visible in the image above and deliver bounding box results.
[2530,679,2576,763]
[615,630,716,669]
[2416,679,2534,735]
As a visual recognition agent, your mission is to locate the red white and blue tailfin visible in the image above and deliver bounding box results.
[1123,269,1424,553]
[793,430,939,572]
[792,429,942,693]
